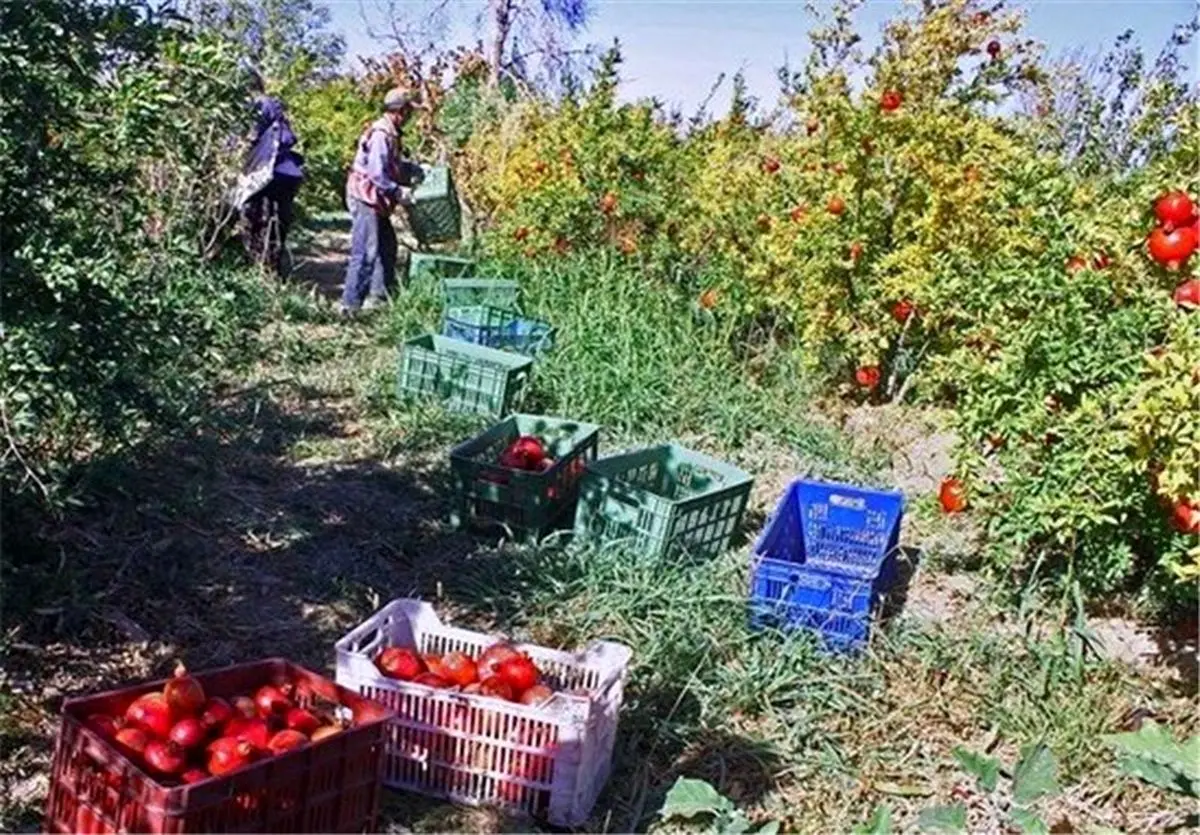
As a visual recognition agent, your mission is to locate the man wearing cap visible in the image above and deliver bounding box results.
[340,87,423,315]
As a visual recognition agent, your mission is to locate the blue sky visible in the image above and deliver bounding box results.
[319,0,1196,113]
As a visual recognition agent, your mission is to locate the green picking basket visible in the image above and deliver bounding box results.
[408,253,475,283]
[397,334,532,418]
[449,414,601,539]
[440,278,521,311]
[408,164,462,244]
[573,443,754,560]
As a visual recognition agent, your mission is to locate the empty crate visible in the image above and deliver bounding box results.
[334,599,632,828]
[449,413,600,538]
[441,306,556,357]
[409,253,475,283]
[440,278,521,311]
[397,334,532,418]
[408,165,462,244]
[749,478,904,651]
[572,444,754,559]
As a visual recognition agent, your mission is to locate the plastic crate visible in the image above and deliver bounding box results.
[334,599,633,828]
[449,414,600,538]
[572,444,754,560]
[748,479,904,651]
[409,253,475,284]
[398,334,532,418]
[441,306,556,357]
[43,658,394,834]
[408,165,462,244]
[440,278,521,312]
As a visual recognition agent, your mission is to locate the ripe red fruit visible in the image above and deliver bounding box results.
[376,647,426,681]
[1148,225,1198,270]
[1173,278,1200,309]
[180,768,209,785]
[413,672,452,689]
[880,90,902,112]
[519,684,554,707]
[699,288,718,310]
[125,693,174,739]
[114,726,149,755]
[1066,255,1087,273]
[891,299,916,323]
[496,655,541,693]
[231,696,258,719]
[789,204,808,223]
[1093,251,1111,270]
[267,729,309,755]
[987,40,1001,59]
[163,664,205,717]
[478,644,522,680]
[1169,498,1200,535]
[207,737,255,776]
[143,740,187,776]
[854,366,881,390]
[599,191,618,214]
[254,685,291,718]
[761,156,781,174]
[827,196,846,216]
[284,707,321,735]
[479,676,515,701]
[1154,191,1196,231]
[224,716,271,750]
[440,652,480,687]
[939,478,968,513]
[199,697,233,730]
[168,718,207,750]
[849,242,864,262]
[553,235,570,255]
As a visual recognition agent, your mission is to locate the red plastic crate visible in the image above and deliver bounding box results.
[43,658,394,834]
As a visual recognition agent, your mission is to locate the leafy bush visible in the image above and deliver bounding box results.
[0,1,265,524]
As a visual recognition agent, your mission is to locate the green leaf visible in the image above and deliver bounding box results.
[1115,754,1193,794]
[754,821,782,835]
[917,803,967,833]
[659,777,732,821]
[1010,807,1049,834]
[1012,743,1059,806]
[852,804,893,835]
[724,813,751,834]
[952,746,1000,792]
[1102,721,1199,782]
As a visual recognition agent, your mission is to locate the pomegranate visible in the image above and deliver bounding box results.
[479,676,515,701]
[849,242,864,262]
[1093,251,1111,270]
[1148,225,1198,270]
[168,717,207,750]
[699,288,718,310]
[496,655,540,693]
[478,644,522,679]
[224,716,271,750]
[789,204,808,223]
[599,190,619,213]
[254,684,291,718]
[440,652,480,687]
[1066,255,1087,273]
[143,740,186,776]
[1170,498,1200,535]
[125,693,174,739]
[1154,191,1196,231]
[207,737,255,776]
[413,672,452,689]
[376,647,425,681]
[1172,278,1200,310]
[231,696,258,719]
[87,714,119,738]
[267,729,309,755]
[827,196,846,216]
[199,697,233,730]
[284,707,321,735]
[939,478,968,513]
[519,684,554,707]
[891,299,916,323]
[880,90,902,112]
[513,226,530,242]
[163,664,205,716]
[760,156,781,174]
[114,726,149,756]
[180,768,209,785]
[855,366,881,390]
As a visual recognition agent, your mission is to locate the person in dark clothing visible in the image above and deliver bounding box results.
[238,72,305,277]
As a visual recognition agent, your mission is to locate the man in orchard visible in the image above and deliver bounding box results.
[340,87,424,316]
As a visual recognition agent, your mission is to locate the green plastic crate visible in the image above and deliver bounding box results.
[397,334,532,418]
[441,305,556,356]
[440,278,521,311]
[408,253,475,283]
[573,444,754,559]
[449,414,601,539]
[408,164,462,244]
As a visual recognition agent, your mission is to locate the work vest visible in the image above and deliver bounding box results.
[345,116,402,212]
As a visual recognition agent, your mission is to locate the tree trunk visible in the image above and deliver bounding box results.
[487,0,512,88]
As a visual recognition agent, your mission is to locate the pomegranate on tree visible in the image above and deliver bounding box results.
[854,366,881,391]
[1154,191,1196,231]
[1148,225,1198,271]
[827,196,846,216]
[880,90,902,112]
[1172,277,1200,310]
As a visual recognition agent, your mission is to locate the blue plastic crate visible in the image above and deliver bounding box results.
[748,479,904,651]
[442,305,556,357]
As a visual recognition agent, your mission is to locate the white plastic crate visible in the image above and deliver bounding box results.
[334,598,632,827]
